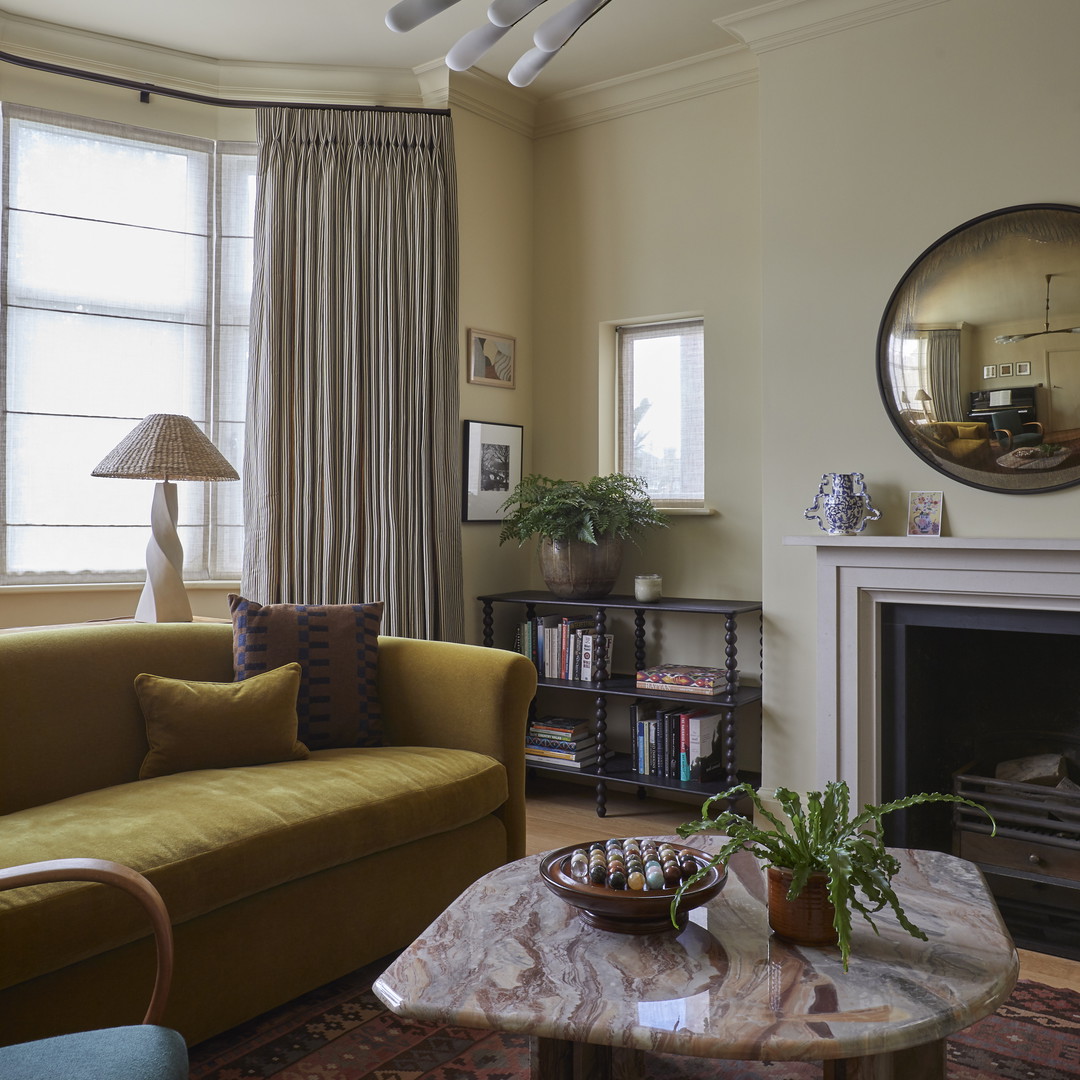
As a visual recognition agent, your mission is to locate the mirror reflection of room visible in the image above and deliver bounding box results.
[879,205,1080,492]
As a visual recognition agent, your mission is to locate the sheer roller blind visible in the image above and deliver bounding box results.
[616,318,705,507]
[0,104,254,584]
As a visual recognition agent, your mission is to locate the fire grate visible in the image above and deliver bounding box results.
[954,770,1080,849]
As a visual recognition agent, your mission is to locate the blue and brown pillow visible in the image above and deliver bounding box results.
[229,595,384,750]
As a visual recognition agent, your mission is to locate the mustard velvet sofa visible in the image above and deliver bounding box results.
[0,622,536,1048]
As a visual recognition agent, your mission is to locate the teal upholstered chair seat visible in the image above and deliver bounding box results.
[0,1026,187,1080]
[0,859,186,1080]
[990,409,1043,451]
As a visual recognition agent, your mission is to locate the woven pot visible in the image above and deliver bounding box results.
[538,536,623,600]
[767,866,839,946]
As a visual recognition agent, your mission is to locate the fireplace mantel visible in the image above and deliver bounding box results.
[783,535,1080,805]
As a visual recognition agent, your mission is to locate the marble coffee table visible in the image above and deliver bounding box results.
[372,838,1017,1080]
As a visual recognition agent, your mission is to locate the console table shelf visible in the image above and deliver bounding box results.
[478,590,762,816]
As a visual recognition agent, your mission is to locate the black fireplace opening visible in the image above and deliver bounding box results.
[880,602,1080,959]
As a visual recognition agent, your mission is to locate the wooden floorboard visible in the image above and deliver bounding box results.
[523,776,1080,992]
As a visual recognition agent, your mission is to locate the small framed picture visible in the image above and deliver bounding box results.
[907,491,943,537]
[998,363,1013,378]
[1016,361,1032,377]
[462,420,523,522]
[982,365,997,379]
[467,329,515,388]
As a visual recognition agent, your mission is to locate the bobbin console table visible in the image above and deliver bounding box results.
[478,591,762,816]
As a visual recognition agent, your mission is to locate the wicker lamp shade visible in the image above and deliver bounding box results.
[92,414,238,482]
[91,414,237,623]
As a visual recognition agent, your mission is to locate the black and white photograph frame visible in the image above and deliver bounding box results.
[467,329,516,388]
[999,362,1014,378]
[1016,361,1032,377]
[462,420,523,522]
[982,364,997,379]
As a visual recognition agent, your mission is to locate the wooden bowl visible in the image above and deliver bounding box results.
[539,842,727,934]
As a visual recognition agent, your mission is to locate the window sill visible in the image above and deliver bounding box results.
[0,580,241,594]
[655,506,718,516]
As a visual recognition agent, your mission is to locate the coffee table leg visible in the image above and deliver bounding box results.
[823,1037,946,1079]
[531,1037,644,1080]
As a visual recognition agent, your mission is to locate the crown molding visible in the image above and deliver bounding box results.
[713,0,950,53]
[443,66,536,138]
[0,8,425,107]
[534,46,757,138]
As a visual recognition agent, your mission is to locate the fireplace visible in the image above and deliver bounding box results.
[787,535,1080,958]
[879,602,1080,956]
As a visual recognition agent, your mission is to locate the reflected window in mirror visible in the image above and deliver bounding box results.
[878,204,1080,493]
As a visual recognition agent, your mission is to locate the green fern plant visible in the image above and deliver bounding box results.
[497,473,669,547]
[672,780,995,970]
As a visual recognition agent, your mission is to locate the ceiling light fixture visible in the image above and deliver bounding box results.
[995,273,1080,344]
[385,0,614,87]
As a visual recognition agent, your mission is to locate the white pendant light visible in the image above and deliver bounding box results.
[532,0,608,53]
[447,20,513,70]
[487,0,548,28]
[385,0,466,34]
[386,0,616,86]
[508,45,559,86]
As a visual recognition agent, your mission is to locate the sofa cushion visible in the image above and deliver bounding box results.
[135,663,309,779]
[0,746,507,991]
[229,596,383,750]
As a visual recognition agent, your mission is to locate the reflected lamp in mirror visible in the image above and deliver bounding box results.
[92,414,239,622]
[878,203,1080,494]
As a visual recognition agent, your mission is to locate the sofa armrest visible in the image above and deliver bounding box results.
[376,637,537,861]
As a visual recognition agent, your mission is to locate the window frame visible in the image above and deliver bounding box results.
[615,317,706,509]
[0,104,253,586]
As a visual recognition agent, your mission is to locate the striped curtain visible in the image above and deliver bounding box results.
[242,107,463,641]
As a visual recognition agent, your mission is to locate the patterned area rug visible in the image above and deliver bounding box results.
[188,963,1080,1080]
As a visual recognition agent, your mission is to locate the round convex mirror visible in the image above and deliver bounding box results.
[878,203,1080,493]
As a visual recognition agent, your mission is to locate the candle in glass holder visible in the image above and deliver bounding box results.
[634,574,662,602]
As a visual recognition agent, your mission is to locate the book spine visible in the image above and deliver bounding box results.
[525,736,596,752]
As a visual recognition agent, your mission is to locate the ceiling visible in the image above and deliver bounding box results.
[0,0,738,99]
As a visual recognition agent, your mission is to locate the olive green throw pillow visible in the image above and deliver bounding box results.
[136,663,309,779]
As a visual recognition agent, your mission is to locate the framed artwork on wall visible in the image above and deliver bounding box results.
[467,329,516,388]
[462,420,523,522]
[999,363,1014,378]
[1016,362,1032,376]
[982,365,997,379]
[907,491,943,537]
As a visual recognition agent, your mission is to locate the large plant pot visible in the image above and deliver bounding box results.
[538,536,624,600]
[767,866,839,946]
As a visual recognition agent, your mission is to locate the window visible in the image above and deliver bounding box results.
[0,105,254,584]
[616,319,705,507]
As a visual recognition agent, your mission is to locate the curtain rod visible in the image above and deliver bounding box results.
[0,47,450,115]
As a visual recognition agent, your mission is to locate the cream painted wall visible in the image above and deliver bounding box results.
[757,0,1080,792]
[455,106,536,644]
[531,83,763,605]
[527,82,764,767]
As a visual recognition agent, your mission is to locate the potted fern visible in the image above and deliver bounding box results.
[672,780,995,970]
[498,473,669,599]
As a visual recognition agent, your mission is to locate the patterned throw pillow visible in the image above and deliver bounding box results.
[229,595,384,750]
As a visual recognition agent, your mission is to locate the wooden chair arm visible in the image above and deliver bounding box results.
[1023,421,1044,434]
[0,858,173,1025]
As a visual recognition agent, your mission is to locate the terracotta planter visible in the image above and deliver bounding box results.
[538,536,623,600]
[766,866,839,946]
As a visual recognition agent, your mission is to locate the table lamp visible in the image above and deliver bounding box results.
[92,414,239,623]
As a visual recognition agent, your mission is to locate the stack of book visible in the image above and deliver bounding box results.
[524,717,605,770]
[635,663,739,696]
[514,614,614,681]
[630,703,722,781]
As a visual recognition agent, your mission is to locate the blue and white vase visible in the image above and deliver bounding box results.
[804,472,881,535]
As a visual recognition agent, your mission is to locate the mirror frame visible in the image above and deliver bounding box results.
[877,202,1080,494]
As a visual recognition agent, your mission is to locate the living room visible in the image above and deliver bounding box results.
[2,0,1080,1075]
